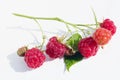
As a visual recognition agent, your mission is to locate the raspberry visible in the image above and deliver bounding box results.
[46,37,67,58]
[78,37,99,58]
[24,48,46,69]
[100,19,116,35]
[93,28,112,45]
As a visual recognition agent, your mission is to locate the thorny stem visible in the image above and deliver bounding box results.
[34,19,45,49]
[13,13,99,30]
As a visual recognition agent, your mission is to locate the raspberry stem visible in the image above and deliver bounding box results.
[13,13,98,30]
[91,8,99,28]
[33,19,45,49]
[65,24,72,34]
[13,13,101,38]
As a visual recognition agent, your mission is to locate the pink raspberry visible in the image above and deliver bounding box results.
[100,19,116,35]
[24,48,46,69]
[78,37,99,58]
[46,37,67,58]
[93,28,112,45]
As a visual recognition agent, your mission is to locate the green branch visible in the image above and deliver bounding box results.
[33,19,45,49]
[13,13,99,37]
[13,13,97,28]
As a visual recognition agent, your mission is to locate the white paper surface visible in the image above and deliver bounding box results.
[0,0,120,80]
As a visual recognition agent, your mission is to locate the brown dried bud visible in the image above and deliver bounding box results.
[17,46,28,57]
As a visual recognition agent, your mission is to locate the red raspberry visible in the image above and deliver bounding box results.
[78,37,99,58]
[24,48,46,69]
[100,19,116,35]
[46,37,67,58]
[93,28,112,45]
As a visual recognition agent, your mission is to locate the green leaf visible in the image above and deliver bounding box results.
[64,51,83,71]
[66,33,82,51]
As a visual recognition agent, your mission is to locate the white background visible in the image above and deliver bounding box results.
[0,0,120,80]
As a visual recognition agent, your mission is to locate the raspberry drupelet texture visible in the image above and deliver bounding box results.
[78,37,99,58]
[24,48,46,69]
[93,28,112,45]
[46,37,67,58]
[100,19,116,35]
